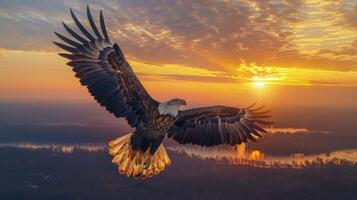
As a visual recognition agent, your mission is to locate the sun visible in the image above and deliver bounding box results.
[255,81,266,87]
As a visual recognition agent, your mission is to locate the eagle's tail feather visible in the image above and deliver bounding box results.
[108,133,171,179]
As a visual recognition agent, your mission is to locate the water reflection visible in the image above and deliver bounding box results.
[1,142,356,168]
[266,127,331,134]
[168,144,357,168]
[0,143,106,153]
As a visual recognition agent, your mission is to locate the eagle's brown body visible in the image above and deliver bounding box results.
[132,110,177,154]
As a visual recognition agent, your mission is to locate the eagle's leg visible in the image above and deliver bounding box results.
[108,133,171,179]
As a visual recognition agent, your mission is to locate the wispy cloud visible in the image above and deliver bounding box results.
[342,4,357,29]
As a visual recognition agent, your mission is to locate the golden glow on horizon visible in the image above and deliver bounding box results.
[255,81,266,88]
[1,49,357,108]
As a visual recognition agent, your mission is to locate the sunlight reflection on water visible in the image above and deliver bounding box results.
[168,144,357,168]
[266,127,330,134]
[1,142,356,168]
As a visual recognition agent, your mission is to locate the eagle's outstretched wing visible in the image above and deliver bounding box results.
[167,104,272,146]
[54,6,158,127]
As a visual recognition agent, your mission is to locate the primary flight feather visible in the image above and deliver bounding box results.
[54,6,273,179]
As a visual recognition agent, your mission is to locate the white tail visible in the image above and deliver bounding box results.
[108,133,171,179]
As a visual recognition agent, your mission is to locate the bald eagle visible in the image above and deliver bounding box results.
[54,6,272,179]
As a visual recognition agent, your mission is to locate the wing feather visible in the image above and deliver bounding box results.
[54,7,158,127]
[70,8,96,41]
[86,5,103,40]
[62,22,88,44]
[168,105,272,146]
[100,10,110,43]
[54,32,82,48]
[53,42,78,54]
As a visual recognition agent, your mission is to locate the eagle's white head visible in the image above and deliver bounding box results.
[158,98,187,117]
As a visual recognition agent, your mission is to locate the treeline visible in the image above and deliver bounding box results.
[0,148,356,200]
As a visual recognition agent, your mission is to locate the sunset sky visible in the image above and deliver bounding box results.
[1,0,357,108]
